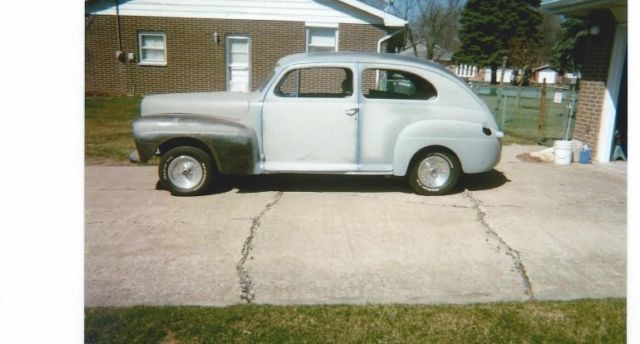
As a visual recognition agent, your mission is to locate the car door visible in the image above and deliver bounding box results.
[262,64,359,171]
[357,65,439,171]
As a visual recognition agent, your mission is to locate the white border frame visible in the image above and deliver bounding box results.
[138,31,167,66]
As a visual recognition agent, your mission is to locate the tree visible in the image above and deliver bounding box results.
[549,16,589,74]
[415,0,463,60]
[453,0,543,84]
[361,0,463,60]
[362,0,420,55]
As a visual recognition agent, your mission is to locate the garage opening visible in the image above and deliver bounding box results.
[611,55,627,161]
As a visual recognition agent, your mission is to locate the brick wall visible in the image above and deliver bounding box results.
[339,23,387,52]
[85,15,389,96]
[572,10,616,157]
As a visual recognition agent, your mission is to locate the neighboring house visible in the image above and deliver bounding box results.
[532,65,559,84]
[542,0,627,163]
[85,0,407,95]
[483,68,514,84]
[453,64,480,80]
[399,43,452,64]
[399,42,429,59]
[399,44,476,79]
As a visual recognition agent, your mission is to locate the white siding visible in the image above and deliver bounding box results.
[456,64,477,78]
[537,69,558,84]
[484,68,513,83]
[86,0,404,26]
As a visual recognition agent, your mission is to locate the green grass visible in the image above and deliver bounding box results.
[85,96,142,164]
[478,89,573,142]
[85,299,625,343]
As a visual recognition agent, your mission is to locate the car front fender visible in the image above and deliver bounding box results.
[132,114,259,175]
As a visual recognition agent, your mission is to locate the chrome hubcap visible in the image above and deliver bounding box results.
[168,155,203,190]
[418,156,451,188]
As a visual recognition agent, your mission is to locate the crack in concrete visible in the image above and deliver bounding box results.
[463,190,536,301]
[236,191,283,303]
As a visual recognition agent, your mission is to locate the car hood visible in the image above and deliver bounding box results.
[140,92,254,121]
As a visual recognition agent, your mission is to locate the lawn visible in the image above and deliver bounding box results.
[85,96,143,164]
[85,299,626,343]
[477,85,575,142]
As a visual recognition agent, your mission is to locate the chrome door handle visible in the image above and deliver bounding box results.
[346,107,359,116]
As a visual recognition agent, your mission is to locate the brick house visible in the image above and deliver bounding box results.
[85,0,406,96]
[542,0,627,163]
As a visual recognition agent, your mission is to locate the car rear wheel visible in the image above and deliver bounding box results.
[159,146,215,196]
[409,150,460,196]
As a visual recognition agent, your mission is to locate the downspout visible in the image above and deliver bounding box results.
[115,0,123,57]
[377,28,404,53]
[376,28,404,85]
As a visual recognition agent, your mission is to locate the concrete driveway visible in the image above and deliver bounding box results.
[85,145,626,306]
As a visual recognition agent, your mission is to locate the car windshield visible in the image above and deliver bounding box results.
[258,67,277,93]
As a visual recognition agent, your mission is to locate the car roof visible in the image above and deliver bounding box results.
[277,51,451,74]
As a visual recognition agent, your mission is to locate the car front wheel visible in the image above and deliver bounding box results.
[409,150,460,196]
[159,146,215,196]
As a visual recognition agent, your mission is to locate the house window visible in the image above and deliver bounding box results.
[138,32,167,66]
[306,28,338,52]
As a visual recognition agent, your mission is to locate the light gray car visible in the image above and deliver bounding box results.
[133,52,503,196]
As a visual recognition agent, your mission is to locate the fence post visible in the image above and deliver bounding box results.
[537,79,548,141]
[563,84,577,140]
[501,86,508,130]
[494,86,501,124]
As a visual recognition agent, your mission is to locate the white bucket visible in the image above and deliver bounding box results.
[554,140,573,165]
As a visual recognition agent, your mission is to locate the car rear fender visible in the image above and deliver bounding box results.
[393,119,502,175]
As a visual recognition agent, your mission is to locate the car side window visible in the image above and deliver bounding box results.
[362,68,437,100]
[275,67,353,98]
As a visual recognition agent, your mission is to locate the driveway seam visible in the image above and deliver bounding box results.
[236,191,284,303]
[463,190,536,301]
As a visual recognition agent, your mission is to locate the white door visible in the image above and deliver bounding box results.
[226,36,250,92]
[262,66,358,172]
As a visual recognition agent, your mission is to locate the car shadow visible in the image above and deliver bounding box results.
[451,169,511,194]
[192,169,510,195]
[224,174,413,194]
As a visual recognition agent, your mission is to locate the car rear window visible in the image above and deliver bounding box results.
[362,68,437,100]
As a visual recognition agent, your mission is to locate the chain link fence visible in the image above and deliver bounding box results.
[469,82,579,143]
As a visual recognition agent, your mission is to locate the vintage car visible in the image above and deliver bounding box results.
[132,52,503,196]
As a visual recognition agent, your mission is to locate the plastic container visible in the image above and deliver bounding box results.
[579,145,592,164]
[553,140,573,165]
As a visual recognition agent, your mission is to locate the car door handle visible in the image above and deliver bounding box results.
[346,107,359,116]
